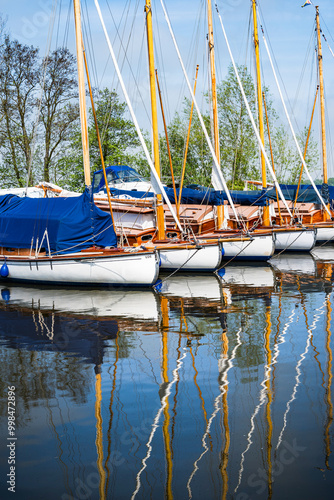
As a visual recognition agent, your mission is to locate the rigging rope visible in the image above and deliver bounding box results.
[95,0,183,232]
[256,10,331,217]
[213,1,293,218]
[159,0,240,223]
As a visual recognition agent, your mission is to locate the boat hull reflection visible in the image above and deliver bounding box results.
[0,285,159,321]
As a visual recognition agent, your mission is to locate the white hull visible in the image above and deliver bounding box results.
[0,251,159,286]
[159,243,222,271]
[221,234,274,261]
[315,226,334,244]
[1,286,159,320]
[274,229,316,251]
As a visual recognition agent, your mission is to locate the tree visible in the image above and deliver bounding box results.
[0,37,80,188]
[217,64,278,187]
[159,65,265,188]
[88,88,141,172]
[39,47,79,183]
[271,126,319,184]
[159,101,212,187]
[0,36,40,187]
[159,63,319,190]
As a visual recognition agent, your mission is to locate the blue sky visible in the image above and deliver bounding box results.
[1,0,334,178]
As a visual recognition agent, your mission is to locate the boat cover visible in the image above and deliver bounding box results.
[267,184,334,206]
[165,186,270,206]
[97,185,270,206]
[0,188,117,253]
[94,174,334,208]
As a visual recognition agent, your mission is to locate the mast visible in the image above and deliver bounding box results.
[73,0,91,186]
[145,0,165,240]
[207,0,220,164]
[252,0,270,226]
[316,6,330,220]
[207,0,225,228]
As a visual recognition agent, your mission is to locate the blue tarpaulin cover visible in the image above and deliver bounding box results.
[0,188,117,253]
[266,184,334,206]
[165,187,270,206]
[97,185,271,206]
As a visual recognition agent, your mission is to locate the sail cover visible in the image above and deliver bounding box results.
[267,184,334,206]
[0,188,117,253]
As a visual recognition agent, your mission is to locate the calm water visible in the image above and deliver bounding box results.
[0,249,334,500]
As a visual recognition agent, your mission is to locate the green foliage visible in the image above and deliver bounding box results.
[271,126,319,184]
[0,35,320,194]
[88,88,142,172]
[217,65,260,185]
[55,88,149,191]
[158,63,319,189]
[159,105,212,187]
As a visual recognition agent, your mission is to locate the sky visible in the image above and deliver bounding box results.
[1,0,334,178]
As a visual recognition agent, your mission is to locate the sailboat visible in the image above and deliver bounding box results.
[242,2,333,246]
[0,0,160,287]
[92,0,225,272]
[16,0,275,264]
[227,0,316,252]
[156,0,313,257]
[277,5,334,244]
[157,0,276,262]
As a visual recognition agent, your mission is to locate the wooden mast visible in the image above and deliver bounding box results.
[207,0,225,229]
[73,0,91,186]
[145,0,165,240]
[252,0,270,226]
[316,6,330,220]
[207,0,220,165]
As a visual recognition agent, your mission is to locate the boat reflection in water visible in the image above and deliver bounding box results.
[0,284,160,326]
[270,252,317,276]
[312,246,334,263]
[0,259,333,499]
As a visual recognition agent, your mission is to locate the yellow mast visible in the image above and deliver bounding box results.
[207,0,220,165]
[73,0,91,186]
[145,0,165,240]
[252,0,270,226]
[316,6,330,220]
[207,0,225,228]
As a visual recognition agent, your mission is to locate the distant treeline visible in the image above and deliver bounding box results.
[0,23,319,192]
